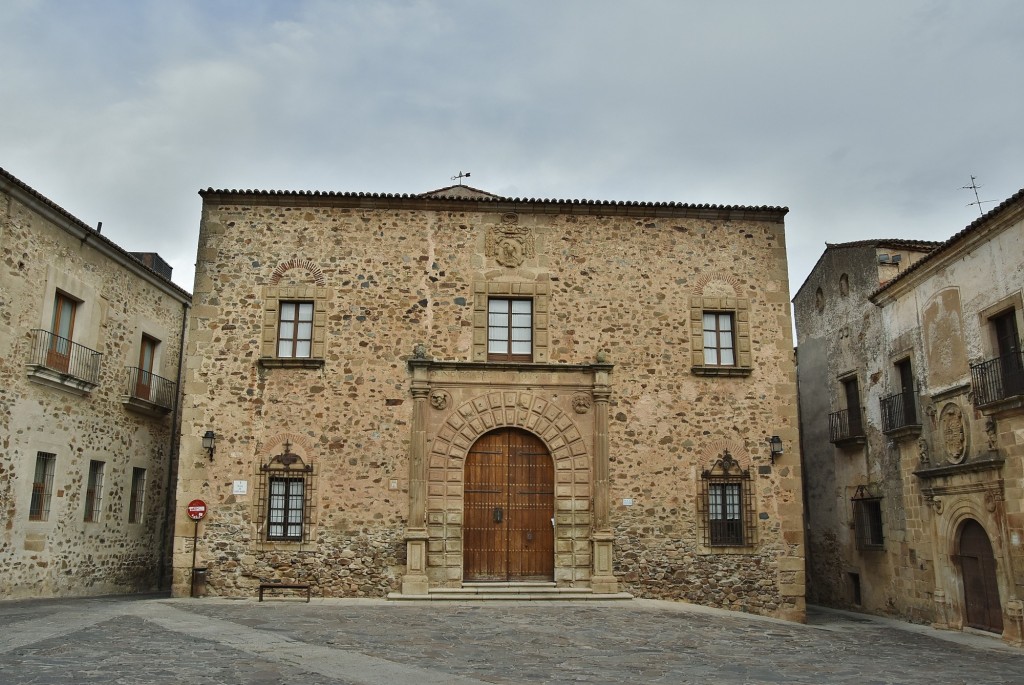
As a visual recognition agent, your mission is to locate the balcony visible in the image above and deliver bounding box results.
[879,391,921,439]
[971,351,1024,412]
[26,329,102,395]
[829,407,865,446]
[122,366,176,417]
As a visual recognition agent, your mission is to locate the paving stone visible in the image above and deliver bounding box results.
[0,596,1020,684]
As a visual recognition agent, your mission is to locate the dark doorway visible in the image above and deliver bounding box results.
[958,519,1003,633]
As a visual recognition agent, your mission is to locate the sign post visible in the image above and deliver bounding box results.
[186,499,207,597]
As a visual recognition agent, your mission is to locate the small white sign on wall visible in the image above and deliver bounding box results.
[233,480,248,496]
[622,498,634,506]
[1013,532,1020,546]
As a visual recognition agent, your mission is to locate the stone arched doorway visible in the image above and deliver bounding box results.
[463,428,554,581]
[958,519,1003,633]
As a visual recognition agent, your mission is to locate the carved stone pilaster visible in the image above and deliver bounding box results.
[402,365,431,595]
[932,589,951,630]
[590,361,618,593]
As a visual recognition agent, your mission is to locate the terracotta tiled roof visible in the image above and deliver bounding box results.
[199,186,789,214]
[822,238,942,251]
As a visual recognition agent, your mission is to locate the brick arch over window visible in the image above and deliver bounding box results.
[692,272,742,298]
[269,259,326,286]
[425,391,592,581]
[698,438,749,467]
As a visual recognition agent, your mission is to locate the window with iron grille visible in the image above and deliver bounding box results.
[700,450,755,547]
[257,442,314,544]
[29,452,56,521]
[487,298,533,362]
[84,460,105,522]
[853,493,884,551]
[128,467,146,523]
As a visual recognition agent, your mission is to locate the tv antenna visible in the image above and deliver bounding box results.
[451,171,471,185]
[962,175,996,217]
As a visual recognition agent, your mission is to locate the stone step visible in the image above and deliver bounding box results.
[388,584,633,602]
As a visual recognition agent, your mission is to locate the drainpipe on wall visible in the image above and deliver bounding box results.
[158,300,189,591]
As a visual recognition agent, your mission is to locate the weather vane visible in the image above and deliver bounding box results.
[451,171,471,185]
[962,175,995,217]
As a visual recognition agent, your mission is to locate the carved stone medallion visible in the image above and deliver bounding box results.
[572,393,592,414]
[486,213,535,268]
[939,403,967,464]
[429,390,450,411]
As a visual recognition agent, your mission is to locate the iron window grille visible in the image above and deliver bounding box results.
[128,467,146,523]
[700,450,755,547]
[84,460,105,522]
[257,441,314,543]
[852,485,884,550]
[29,452,56,521]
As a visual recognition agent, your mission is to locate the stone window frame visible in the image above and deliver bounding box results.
[259,285,328,369]
[83,459,105,523]
[255,442,316,548]
[128,467,147,524]
[978,292,1023,360]
[29,452,57,522]
[472,281,549,363]
[690,296,751,376]
[851,486,884,551]
[698,450,756,551]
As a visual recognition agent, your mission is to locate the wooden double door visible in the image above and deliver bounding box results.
[958,519,1003,633]
[464,428,555,581]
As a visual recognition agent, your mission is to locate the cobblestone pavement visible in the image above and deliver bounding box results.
[0,595,1021,684]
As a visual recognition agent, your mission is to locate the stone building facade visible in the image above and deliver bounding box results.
[0,167,190,599]
[173,184,805,620]
[795,187,1024,645]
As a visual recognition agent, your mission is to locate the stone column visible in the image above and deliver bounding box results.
[401,359,430,595]
[590,360,618,594]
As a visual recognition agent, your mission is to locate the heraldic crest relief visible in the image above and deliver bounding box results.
[486,213,535,268]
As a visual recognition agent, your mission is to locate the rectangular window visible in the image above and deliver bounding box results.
[268,477,305,540]
[708,482,744,545]
[135,335,159,400]
[128,467,146,523]
[487,298,533,362]
[277,301,314,358]
[29,452,56,521]
[84,460,105,522]
[854,498,884,550]
[842,376,864,436]
[48,291,78,372]
[702,312,735,366]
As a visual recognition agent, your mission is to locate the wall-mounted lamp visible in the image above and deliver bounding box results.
[768,435,784,464]
[202,430,216,461]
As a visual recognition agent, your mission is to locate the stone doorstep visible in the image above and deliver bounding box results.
[387,583,634,602]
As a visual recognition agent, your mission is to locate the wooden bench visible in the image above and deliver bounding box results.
[258,582,311,602]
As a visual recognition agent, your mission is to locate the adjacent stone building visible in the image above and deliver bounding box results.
[795,187,1024,645]
[0,167,190,599]
[173,183,804,620]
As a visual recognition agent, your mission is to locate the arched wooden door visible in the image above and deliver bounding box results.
[464,428,554,581]
[958,519,1003,633]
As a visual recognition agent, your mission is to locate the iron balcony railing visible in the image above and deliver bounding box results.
[880,391,919,432]
[971,351,1024,407]
[828,407,865,444]
[28,329,102,386]
[125,366,177,409]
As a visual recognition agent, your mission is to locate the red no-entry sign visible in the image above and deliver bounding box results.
[186,499,207,521]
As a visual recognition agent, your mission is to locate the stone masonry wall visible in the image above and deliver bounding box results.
[0,183,188,599]
[174,192,803,620]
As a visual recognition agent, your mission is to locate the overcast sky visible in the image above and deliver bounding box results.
[3,1,1023,297]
